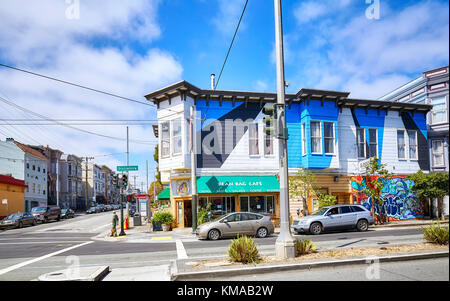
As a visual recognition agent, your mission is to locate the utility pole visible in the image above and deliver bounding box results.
[274,0,295,258]
[83,157,94,210]
[190,106,198,233]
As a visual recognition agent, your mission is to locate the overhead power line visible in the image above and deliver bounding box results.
[0,95,156,145]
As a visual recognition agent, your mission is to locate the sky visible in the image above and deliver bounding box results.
[0,0,448,191]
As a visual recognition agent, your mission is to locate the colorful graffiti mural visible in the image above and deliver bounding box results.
[352,175,424,221]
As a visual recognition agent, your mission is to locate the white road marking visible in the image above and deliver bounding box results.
[92,224,112,232]
[0,241,93,276]
[0,241,88,245]
[176,239,188,259]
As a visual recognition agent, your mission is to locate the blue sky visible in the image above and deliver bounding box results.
[0,0,448,191]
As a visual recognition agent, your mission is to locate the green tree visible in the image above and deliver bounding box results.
[409,170,449,221]
[289,167,320,215]
[317,194,338,209]
[360,156,391,224]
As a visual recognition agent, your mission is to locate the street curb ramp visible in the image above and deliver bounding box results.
[172,250,449,281]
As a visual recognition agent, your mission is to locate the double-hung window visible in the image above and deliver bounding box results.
[408,130,418,160]
[249,123,259,156]
[431,96,447,124]
[310,121,322,154]
[432,140,444,167]
[397,130,406,159]
[264,129,273,155]
[324,122,334,154]
[161,122,170,158]
[368,128,378,158]
[356,128,366,158]
[172,118,182,155]
[301,123,307,155]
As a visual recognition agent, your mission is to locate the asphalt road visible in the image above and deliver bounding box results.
[0,211,440,281]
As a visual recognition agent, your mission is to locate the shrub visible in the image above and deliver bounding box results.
[197,203,211,226]
[152,211,174,225]
[421,220,449,245]
[296,239,318,256]
[228,235,260,264]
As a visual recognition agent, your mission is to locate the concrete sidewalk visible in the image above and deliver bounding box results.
[92,218,448,243]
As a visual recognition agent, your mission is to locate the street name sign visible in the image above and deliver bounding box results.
[117,166,139,171]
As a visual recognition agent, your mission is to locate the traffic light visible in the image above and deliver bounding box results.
[262,104,277,136]
[262,104,289,140]
[122,174,128,188]
[112,174,118,188]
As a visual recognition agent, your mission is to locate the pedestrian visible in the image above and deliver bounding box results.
[111,211,119,237]
[300,209,305,217]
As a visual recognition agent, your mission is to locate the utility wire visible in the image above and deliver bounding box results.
[0,95,156,145]
[203,0,249,122]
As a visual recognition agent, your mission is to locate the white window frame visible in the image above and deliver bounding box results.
[323,122,335,155]
[172,118,182,156]
[301,123,307,156]
[310,121,322,154]
[249,123,260,156]
[397,129,407,160]
[408,130,418,160]
[356,127,366,159]
[160,121,171,158]
[368,128,378,158]
[264,126,274,156]
[432,139,445,167]
[431,96,448,125]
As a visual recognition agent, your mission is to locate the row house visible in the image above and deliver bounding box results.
[28,145,64,206]
[0,138,48,211]
[82,162,106,207]
[379,66,449,217]
[60,154,83,209]
[145,80,432,228]
[101,165,120,204]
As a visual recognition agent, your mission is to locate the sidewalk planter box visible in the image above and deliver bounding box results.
[162,224,170,232]
[152,221,162,232]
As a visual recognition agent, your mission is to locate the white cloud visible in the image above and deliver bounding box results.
[0,0,182,178]
[288,0,449,99]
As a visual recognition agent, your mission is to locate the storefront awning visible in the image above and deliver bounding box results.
[157,187,170,200]
[197,176,279,194]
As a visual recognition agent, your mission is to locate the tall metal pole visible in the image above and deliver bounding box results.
[190,106,198,233]
[274,0,295,258]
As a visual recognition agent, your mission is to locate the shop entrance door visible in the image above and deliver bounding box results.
[184,199,192,227]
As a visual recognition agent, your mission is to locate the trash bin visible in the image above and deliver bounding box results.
[133,214,141,226]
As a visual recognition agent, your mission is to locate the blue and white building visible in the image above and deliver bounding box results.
[146,80,432,227]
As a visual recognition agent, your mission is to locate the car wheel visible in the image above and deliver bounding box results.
[256,227,269,238]
[208,229,221,240]
[18,222,23,229]
[309,222,322,235]
[356,219,369,232]
[32,220,37,226]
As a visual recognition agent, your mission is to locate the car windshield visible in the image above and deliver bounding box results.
[311,207,329,216]
[7,214,22,219]
[61,209,67,213]
[31,207,46,212]
[212,215,226,222]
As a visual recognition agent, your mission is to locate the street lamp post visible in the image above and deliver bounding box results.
[274,0,296,258]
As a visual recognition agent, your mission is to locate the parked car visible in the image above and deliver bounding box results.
[0,212,37,229]
[291,204,374,235]
[96,204,105,212]
[61,208,75,219]
[31,206,61,223]
[86,207,97,214]
[105,205,112,211]
[196,212,275,240]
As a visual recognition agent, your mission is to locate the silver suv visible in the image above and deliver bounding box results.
[291,204,374,235]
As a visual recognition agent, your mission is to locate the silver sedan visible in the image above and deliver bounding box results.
[196,212,275,240]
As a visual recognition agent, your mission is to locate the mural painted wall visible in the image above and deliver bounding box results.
[352,175,424,220]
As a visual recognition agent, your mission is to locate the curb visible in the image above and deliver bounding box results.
[172,250,449,280]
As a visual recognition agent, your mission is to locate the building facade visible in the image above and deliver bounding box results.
[60,154,83,209]
[0,175,28,218]
[146,81,432,227]
[0,138,48,211]
[101,166,119,204]
[379,66,449,217]
[82,162,106,206]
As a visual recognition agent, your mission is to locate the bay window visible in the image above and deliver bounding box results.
[310,121,322,154]
[324,122,335,154]
[161,122,170,158]
[172,118,182,155]
[249,123,259,156]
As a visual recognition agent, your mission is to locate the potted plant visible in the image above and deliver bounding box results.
[153,211,174,232]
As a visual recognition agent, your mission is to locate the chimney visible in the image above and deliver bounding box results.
[211,74,216,90]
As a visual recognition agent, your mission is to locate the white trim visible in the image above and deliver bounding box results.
[301,122,307,156]
[397,129,407,160]
[356,127,366,159]
[323,121,335,155]
[407,130,418,161]
[310,120,322,155]
[431,139,445,168]
[368,128,378,158]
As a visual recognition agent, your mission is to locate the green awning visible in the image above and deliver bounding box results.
[157,187,170,200]
[197,176,279,194]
